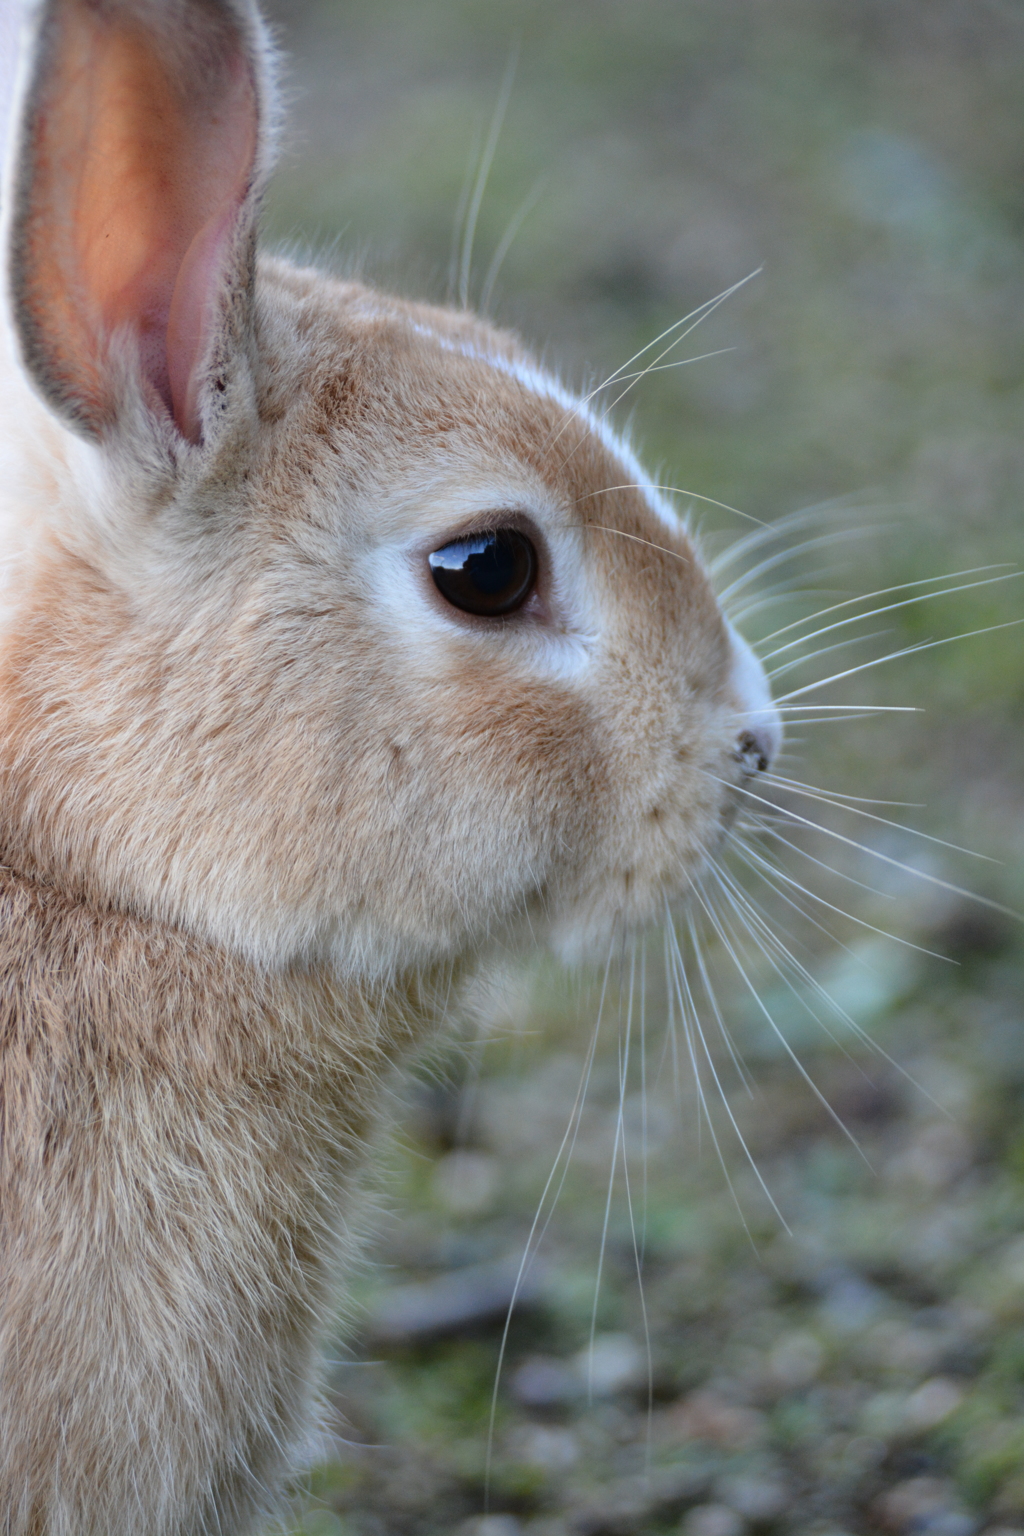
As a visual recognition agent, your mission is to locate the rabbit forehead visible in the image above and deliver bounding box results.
[267,270,680,538]
[380,307,681,534]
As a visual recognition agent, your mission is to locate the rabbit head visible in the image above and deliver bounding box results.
[0,0,780,981]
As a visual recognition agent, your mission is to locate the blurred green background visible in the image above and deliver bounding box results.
[260,3,1024,1532]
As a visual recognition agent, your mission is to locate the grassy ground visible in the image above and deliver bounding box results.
[258,2,1024,1530]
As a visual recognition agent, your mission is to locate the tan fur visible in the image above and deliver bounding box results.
[0,859,441,1534]
[0,3,780,1532]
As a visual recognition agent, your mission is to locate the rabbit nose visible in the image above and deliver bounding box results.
[725,623,782,776]
[734,724,776,775]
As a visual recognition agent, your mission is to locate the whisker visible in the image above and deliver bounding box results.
[616,946,656,1452]
[479,171,548,314]
[586,281,756,402]
[590,349,738,389]
[458,46,519,310]
[750,818,918,898]
[587,525,690,562]
[711,863,869,1069]
[543,277,761,463]
[710,774,1022,921]
[768,713,902,727]
[733,839,954,963]
[761,572,1022,666]
[772,704,921,712]
[763,773,998,861]
[638,942,650,1264]
[577,482,764,527]
[449,128,482,302]
[757,567,1018,651]
[774,617,1024,702]
[593,272,760,424]
[588,947,635,1396]
[710,503,878,579]
[767,628,891,683]
[698,873,871,1160]
[712,861,948,1112]
[716,529,867,604]
[683,910,755,1093]
[664,896,782,1239]
[484,947,611,1501]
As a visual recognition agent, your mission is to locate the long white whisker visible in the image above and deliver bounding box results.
[588,950,634,1396]
[638,941,649,1265]
[695,876,869,1158]
[459,46,519,310]
[479,171,547,313]
[767,629,891,683]
[775,618,1024,702]
[590,271,759,404]
[749,818,910,899]
[587,526,690,563]
[711,862,868,1070]
[484,947,611,1501]
[772,704,921,713]
[578,483,763,526]
[712,775,1022,921]
[587,283,754,401]
[764,773,999,862]
[732,839,952,963]
[594,272,760,423]
[759,571,1020,660]
[769,713,907,727]
[617,946,655,1453]
[590,349,738,389]
[543,278,762,465]
[682,910,755,1093]
[755,565,1014,645]
[710,503,871,577]
[663,896,776,1240]
[712,861,939,1108]
[716,529,867,603]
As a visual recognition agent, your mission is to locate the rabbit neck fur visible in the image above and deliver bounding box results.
[0,853,444,1534]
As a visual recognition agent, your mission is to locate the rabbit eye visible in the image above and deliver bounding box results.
[428,529,537,617]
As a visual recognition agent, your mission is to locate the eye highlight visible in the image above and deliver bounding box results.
[428,528,538,617]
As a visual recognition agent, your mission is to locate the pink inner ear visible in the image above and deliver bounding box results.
[165,203,241,444]
[17,0,259,444]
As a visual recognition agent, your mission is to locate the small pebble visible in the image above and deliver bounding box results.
[903,1376,963,1431]
[670,1389,766,1450]
[717,1471,790,1521]
[458,1518,523,1536]
[875,1477,971,1533]
[572,1333,645,1396]
[820,1271,887,1333]
[919,1518,976,1536]
[510,1355,582,1409]
[680,1505,745,1536]
[507,1424,579,1472]
[366,1256,542,1341]
[768,1329,823,1389]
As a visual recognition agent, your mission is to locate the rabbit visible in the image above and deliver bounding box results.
[0,0,781,1533]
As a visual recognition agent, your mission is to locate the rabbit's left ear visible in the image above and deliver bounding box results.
[8,0,268,447]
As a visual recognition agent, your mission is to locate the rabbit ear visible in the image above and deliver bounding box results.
[8,0,266,446]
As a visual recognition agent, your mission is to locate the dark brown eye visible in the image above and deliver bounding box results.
[428,529,538,617]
